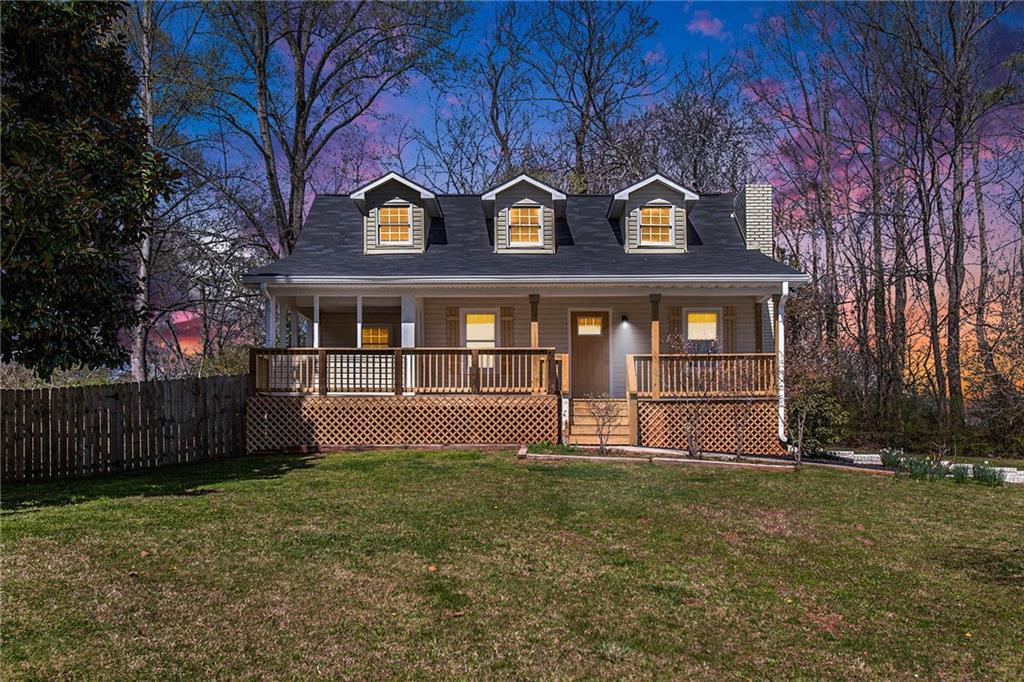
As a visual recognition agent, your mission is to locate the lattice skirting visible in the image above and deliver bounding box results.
[638,399,784,456]
[247,395,560,453]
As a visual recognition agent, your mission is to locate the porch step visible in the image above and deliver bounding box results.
[567,398,631,446]
[566,434,632,446]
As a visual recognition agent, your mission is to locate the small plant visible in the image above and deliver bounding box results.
[897,455,949,481]
[585,395,624,456]
[971,462,1006,487]
[527,441,583,456]
[880,448,904,470]
[951,464,971,484]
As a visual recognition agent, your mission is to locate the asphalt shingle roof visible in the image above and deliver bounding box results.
[244,193,806,280]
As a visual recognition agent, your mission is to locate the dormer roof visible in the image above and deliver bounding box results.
[607,174,700,218]
[350,172,442,217]
[482,174,567,217]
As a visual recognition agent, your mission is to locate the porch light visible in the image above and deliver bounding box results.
[621,314,629,324]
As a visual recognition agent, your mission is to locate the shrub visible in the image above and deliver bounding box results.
[971,463,1006,487]
[951,464,971,484]
[788,387,849,455]
[880,448,904,470]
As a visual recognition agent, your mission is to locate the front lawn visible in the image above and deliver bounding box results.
[3,450,1022,680]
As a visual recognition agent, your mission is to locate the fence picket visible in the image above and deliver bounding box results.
[1,375,251,483]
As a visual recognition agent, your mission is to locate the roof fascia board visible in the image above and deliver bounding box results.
[350,172,441,217]
[481,174,567,202]
[607,174,700,218]
[243,273,811,287]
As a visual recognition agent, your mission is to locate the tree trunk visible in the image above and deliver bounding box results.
[869,114,887,416]
[820,108,839,349]
[891,166,908,417]
[945,115,967,429]
[972,131,999,383]
[130,0,155,381]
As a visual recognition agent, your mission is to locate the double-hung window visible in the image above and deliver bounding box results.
[378,205,412,245]
[685,311,720,353]
[639,205,673,246]
[463,311,498,368]
[508,205,542,247]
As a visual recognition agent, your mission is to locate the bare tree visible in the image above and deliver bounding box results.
[125,1,212,379]
[746,5,841,348]
[523,0,665,193]
[206,1,469,256]
[413,3,537,192]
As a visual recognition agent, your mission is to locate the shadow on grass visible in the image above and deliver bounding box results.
[1,453,319,514]
[937,543,1024,587]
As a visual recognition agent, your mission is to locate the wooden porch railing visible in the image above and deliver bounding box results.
[250,347,566,396]
[627,353,777,399]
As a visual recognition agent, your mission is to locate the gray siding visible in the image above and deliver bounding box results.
[421,294,759,396]
[623,185,688,253]
[493,183,556,254]
[362,182,426,254]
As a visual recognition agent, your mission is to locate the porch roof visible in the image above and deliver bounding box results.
[243,194,808,286]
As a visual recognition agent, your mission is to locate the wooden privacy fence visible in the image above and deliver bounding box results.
[250,347,568,396]
[1,375,249,484]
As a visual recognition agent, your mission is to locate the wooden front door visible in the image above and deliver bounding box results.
[570,311,610,396]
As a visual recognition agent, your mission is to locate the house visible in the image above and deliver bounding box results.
[241,172,809,454]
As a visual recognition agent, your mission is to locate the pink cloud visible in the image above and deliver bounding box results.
[687,10,730,41]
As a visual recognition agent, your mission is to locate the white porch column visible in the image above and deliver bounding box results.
[277,300,288,348]
[290,310,300,347]
[263,295,276,347]
[313,295,320,348]
[776,281,789,441]
[355,295,363,348]
[400,294,416,347]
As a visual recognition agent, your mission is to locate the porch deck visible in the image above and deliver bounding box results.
[246,347,783,455]
[249,347,568,396]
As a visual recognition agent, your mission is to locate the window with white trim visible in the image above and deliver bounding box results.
[685,311,720,353]
[639,204,673,245]
[464,311,498,368]
[507,205,542,246]
[377,205,412,244]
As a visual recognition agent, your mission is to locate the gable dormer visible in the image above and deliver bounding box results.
[607,174,699,254]
[351,172,442,255]
[482,174,566,254]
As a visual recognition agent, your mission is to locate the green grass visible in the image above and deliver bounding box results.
[3,450,1023,680]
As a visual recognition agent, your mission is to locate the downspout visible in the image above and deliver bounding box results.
[777,281,790,444]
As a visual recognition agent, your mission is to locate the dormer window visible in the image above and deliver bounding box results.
[639,204,673,246]
[508,205,542,246]
[377,204,412,245]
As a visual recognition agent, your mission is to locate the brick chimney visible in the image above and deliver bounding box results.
[733,184,774,258]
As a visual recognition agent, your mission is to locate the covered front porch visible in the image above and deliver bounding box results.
[247,285,789,455]
[251,284,786,395]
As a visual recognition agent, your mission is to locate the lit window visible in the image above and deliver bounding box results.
[465,312,497,368]
[378,205,411,244]
[639,205,673,245]
[361,326,391,348]
[686,311,719,353]
[465,313,497,349]
[508,206,542,246]
[576,316,603,336]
